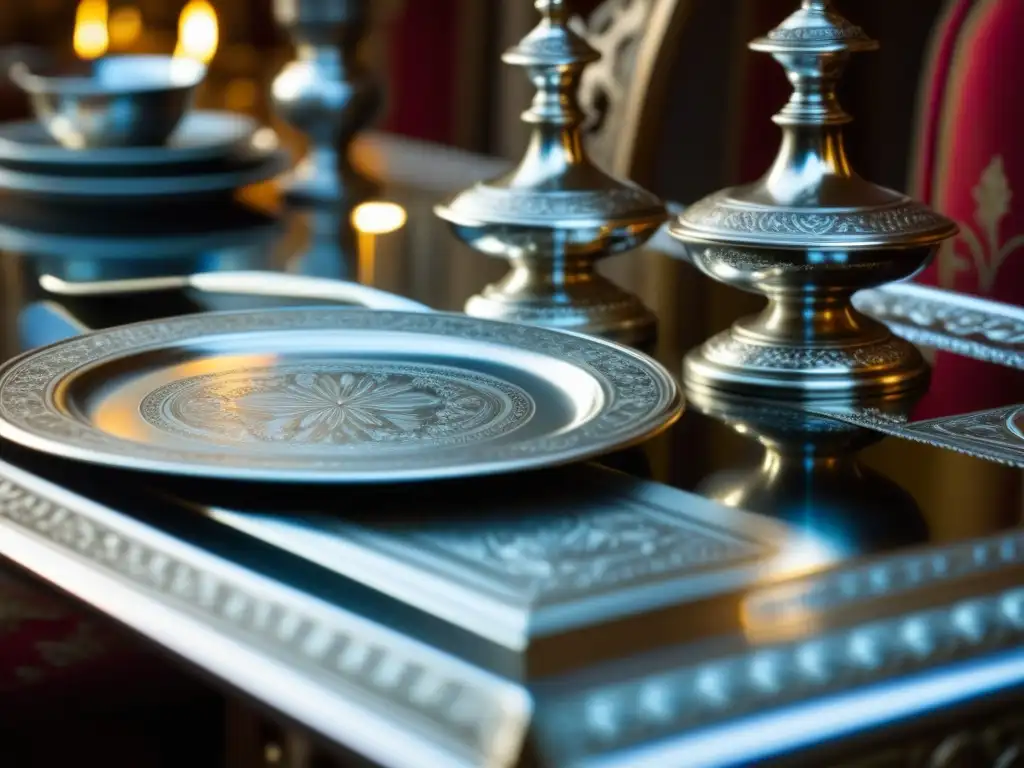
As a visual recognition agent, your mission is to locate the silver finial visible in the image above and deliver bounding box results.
[668,1,958,400]
[435,0,666,346]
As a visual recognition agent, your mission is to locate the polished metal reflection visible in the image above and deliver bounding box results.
[37,271,430,312]
[435,0,666,346]
[206,463,826,653]
[670,0,957,399]
[0,111,259,171]
[271,0,380,205]
[689,387,928,555]
[0,308,681,484]
[9,55,205,149]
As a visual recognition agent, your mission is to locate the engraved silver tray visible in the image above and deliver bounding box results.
[0,308,681,483]
[204,465,831,651]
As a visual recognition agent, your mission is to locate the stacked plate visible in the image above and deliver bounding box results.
[0,110,289,202]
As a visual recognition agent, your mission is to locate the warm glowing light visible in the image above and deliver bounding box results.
[173,0,219,64]
[109,6,142,49]
[250,127,279,152]
[224,78,257,111]
[351,202,408,235]
[73,0,109,60]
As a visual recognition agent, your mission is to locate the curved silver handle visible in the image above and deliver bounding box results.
[39,271,433,313]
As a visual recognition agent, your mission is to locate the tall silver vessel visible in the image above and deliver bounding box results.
[670,0,958,399]
[271,0,380,205]
[435,0,666,347]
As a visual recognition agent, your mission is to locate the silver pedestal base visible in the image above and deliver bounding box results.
[683,327,931,400]
[465,279,657,348]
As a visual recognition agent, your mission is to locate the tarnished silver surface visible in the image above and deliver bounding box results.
[435,0,665,346]
[206,465,833,651]
[0,308,681,483]
[271,0,380,204]
[669,1,957,399]
[0,111,259,169]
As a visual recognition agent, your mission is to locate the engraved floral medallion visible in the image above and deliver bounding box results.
[140,363,535,451]
[0,308,680,481]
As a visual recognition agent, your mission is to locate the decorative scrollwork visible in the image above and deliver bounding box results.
[571,0,656,171]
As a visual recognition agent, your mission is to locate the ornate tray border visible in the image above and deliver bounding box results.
[5,456,1024,767]
[0,459,529,768]
[808,404,1024,469]
[852,282,1024,370]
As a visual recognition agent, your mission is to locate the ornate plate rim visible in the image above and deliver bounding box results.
[0,308,682,484]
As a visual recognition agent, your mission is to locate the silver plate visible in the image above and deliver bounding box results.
[0,148,288,201]
[0,308,681,483]
[0,111,258,168]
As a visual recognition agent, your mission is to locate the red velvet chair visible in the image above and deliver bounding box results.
[911,0,1024,416]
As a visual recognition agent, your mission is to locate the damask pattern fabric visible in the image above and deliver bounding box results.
[912,0,1024,415]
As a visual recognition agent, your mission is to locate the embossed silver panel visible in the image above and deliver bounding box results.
[0,308,681,483]
[853,281,1024,370]
[0,459,530,768]
[206,466,834,649]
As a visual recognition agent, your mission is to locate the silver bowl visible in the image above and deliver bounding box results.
[10,55,206,149]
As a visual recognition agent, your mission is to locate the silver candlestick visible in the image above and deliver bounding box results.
[434,0,666,347]
[271,0,380,205]
[670,0,958,399]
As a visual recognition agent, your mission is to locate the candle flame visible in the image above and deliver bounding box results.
[109,6,143,49]
[173,0,219,64]
[73,0,109,60]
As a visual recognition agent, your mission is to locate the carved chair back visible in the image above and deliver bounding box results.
[573,0,693,185]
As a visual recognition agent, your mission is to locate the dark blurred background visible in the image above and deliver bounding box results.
[0,0,945,203]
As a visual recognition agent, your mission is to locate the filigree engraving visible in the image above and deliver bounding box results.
[767,26,866,41]
[364,498,770,610]
[0,468,517,761]
[811,405,1024,469]
[446,183,662,224]
[745,528,1024,625]
[938,155,1024,293]
[701,332,909,371]
[905,407,1024,464]
[511,26,597,60]
[764,1,872,45]
[677,193,953,244]
[140,364,533,450]
[538,585,1024,765]
[711,248,885,275]
[0,309,678,474]
[853,284,1024,370]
